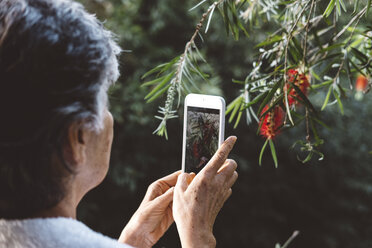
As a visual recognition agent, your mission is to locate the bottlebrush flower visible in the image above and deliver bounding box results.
[259,105,284,140]
[355,75,369,101]
[285,69,310,106]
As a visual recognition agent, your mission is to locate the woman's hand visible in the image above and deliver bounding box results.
[118,171,181,248]
[173,136,238,248]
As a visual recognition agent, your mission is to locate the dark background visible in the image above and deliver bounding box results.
[76,0,372,247]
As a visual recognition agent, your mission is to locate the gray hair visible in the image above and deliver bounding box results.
[0,0,121,218]
[50,0,121,131]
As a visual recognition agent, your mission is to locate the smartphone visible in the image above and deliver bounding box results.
[182,94,225,173]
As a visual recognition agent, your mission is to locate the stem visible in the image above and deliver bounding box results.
[281,231,300,248]
[177,0,222,81]
[283,1,310,125]
[157,0,223,134]
[303,0,316,67]
[305,107,310,142]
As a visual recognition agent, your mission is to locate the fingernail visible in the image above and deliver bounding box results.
[226,136,237,143]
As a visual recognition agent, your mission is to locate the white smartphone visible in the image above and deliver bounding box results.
[182,94,225,173]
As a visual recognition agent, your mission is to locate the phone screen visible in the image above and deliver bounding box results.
[185,106,220,173]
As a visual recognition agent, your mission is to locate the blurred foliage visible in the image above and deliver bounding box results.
[142,0,372,166]
[76,0,372,247]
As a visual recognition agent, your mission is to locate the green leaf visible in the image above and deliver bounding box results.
[259,139,269,166]
[256,35,283,48]
[229,2,240,40]
[288,81,317,115]
[257,80,282,116]
[353,0,360,14]
[141,56,180,79]
[259,94,284,119]
[189,0,208,11]
[311,53,343,68]
[141,73,170,87]
[233,104,244,129]
[291,37,304,60]
[339,0,347,12]
[142,63,168,79]
[243,91,268,109]
[336,0,341,16]
[153,122,168,140]
[323,0,336,17]
[222,1,230,36]
[228,97,243,123]
[351,47,368,63]
[245,75,271,84]
[299,152,313,163]
[226,95,243,115]
[146,84,171,103]
[311,80,333,90]
[367,0,371,16]
[312,117,331,130]
[349,58,366,76]
[344,53,353,89]
[320,43,345,52]
[144,72,174,100]
[333,90,344,115]
[232,79,245,84]
[269,139,278,168]
[321,85,333,111]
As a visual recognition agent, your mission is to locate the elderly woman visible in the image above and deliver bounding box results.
[0,0,238,247]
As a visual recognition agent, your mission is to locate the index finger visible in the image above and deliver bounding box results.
[202,136,237,174]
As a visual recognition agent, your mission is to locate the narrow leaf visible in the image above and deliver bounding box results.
[146,84,171,103]
[257,80,281,116]
[229,97,243,123]
[226,95,243,115]
[142,73,168,87]
[259,139,269,166]
[288,81,317,115]
[243,91,268,109]
[367,0,371,16]
[234,107,243,129]
[269,139,278,168]
[333,90,344,115]
[321,85,333,111]
[323,0,336,17]
[189,0,208,11]
[144,73,173,100]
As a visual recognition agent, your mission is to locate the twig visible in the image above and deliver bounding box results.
[283,1,311,125]
[303,0,316,67]
[305,107,310,142]
[174,0,222,92]
[281,230,300,248]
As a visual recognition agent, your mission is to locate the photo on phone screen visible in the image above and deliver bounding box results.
[185,106,220,173]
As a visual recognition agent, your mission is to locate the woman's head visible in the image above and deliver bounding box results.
[0,0,120,218]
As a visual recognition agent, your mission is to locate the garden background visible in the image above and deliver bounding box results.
[76,0,372,247]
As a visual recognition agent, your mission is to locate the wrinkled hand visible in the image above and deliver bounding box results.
[173,136,238,248]
[118,171,181,248]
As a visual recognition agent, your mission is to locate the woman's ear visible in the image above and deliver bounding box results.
[63,122,88,167]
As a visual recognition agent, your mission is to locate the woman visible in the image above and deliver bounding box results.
[0,0,238,247]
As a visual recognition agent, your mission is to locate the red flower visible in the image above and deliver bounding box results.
[355,75,369,101]
[259,105,284,140]
[285,69,310,106]
[355,75,368,92]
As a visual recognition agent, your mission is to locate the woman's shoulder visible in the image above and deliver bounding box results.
[0,217,132,248]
